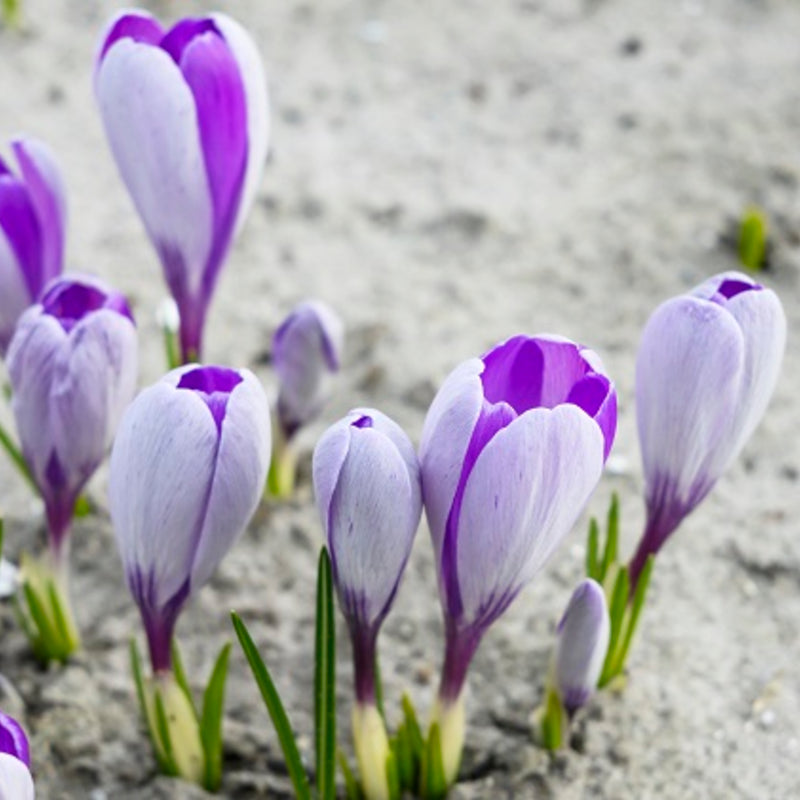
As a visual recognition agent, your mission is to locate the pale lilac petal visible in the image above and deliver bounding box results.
[179,31,247,254]
[455,405,604,626]
[326,421,420,627]
[96,40,213,301]
[0,229,32,353]
[190,370,271,590]
[419,359,484,564]
[11,138,66,286]
[636,296,745,512]
[212,12,270,233]
[109,382,217,609]
[312,419,353,526]
[0,754,34,800]
[49,309,138,492]
[555,579,609,714]
[96,10,164,64]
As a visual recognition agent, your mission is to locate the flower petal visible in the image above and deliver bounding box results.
[0,228,32,353]
[96,10,164,65]
[454,405,604,627]
[0,753,34,800]
[313,418,353,528]
[189,370,271,590]
[96,39,213,301]
[211,13,269,235]
[0,174,42,298]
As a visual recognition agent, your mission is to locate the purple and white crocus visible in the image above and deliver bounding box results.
[95,11,269,362]
[314,409,421,800]
[0,137,66,354]
[8,274,137,558]
[109,365,271,674]
[631,271,785,587]
[419,334,616,782]
[0,711,34,799]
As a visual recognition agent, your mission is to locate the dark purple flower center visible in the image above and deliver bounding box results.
[716,278,760,300]
[41,279,134,332]
[177,365,242,432]
[351,414,373,429]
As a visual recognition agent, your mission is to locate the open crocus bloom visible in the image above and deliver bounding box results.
[109,365,271,673]
[419,334,615,782]
[0,711,34,799]
[631,271,786,585]
[95,11,269,362]
[0,136,66,354]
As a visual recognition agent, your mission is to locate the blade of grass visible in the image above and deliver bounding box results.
[338,750,362,800]
[599,566,630,687]
[153,687,180,776]
[0,421,36,494]
[130,639,173,775]
[231,611,311,800]
[613,555,654,675]
[401,694,425,760]
[200,642,231,791]
[586,517,600,580]
[170,639,195,708]
[600,494,619,581]
[422,722,448,800]
[314,548,336,800]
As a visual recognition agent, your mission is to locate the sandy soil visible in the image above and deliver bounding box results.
[0,0,798,797]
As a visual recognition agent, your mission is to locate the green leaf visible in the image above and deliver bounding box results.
[386,748,401,800]
[200,642,231,792]
[738,206,768,272]
[421,722,448,800]
[599,566,630,687]
[163,321,181,371]
[338,750,362,800]
[170,639,195,709]
[0,420,37,495]
[73,495,92,518]
[586,517,600,580]
[130,640,171,775]
[0,517,4,558]
[153,686,180,776]
[314,548,336,800]
[231,611,311,800]
[401,694,425,760]
[613,555,654,676]
[600,493,619,581]
[46,579,72,652]
[393,723,413,791]
[540,687,565,750]
[22,582,55,657]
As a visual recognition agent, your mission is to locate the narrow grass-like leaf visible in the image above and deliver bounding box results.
[170,639,195,708]
[586,517,600,580]
[130,640,172,774]
[401,694,425,760]
[201,642,231,791]
[599,567,630,687]
[314,547,336,800]
[386,748,401,800]
[47,580,72,650]
[153,687,180,776]
[12,596,36,646]
[73,495,92,518]
[600,494,619,581]
[738,206,768,272]
[613,555,654,675]
[394,723,413,790]
[23,582,55,656]
[0,421,36,494]
[163,323,181,371]
[338,750,362,800]
[422,722,448,800]
[231,611,311,800]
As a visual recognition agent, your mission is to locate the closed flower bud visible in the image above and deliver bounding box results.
[274,300,344,439]
[0,711,34,799]
[554,579,609,715]
[631,272,786,586]
[0,136,66,354]
[7,274,137,553]
[95,11,268,362]
[420,334,615,783]
[109,365,271,673]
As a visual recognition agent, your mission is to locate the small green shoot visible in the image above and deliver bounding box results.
[738,206,768,272]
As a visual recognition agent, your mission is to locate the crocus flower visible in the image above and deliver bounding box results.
[274,300,344,440]
[419,334,616,782]
[0,711,34,799]
[109,365,271,675]
[554,579,609,716]
[0,136,66,354]
[313,408,421,800]
[7,274,137,556]
[95,11,269,362]
[630,271,786,587]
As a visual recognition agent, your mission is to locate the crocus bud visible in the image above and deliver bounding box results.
[554,579,609,715]
[7,274,137,555]
[313,409,421,800]
[631,272,786,587]
[420,334,616,783]
[0,137,66,354]
[95,11,268,363]
[274,300,344,439]
[0,711,34,799]
[109,365,271,674]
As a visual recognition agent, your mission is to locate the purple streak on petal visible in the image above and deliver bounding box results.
[177,365,243,433]
[717,278,760,300]
[160,18,219,64]
[567,373,616,459]
[179,32,247,302]
[12,139,66,287]
[481,335,544,412]
[42,451,77,557]
[0,712,30,767]
[98,12,164,62]
[0,176,42,299]
[352,414,373,429]
[441,400,516,621]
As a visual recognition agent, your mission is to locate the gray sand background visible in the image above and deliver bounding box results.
[0,0,798,797]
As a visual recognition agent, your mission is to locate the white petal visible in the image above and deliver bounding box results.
[212,13,269,234]
[190,370,271,590]
[313,419,354,530]
[0,754,34,800]
[96,39,213,297]
[455,405,604,625]
[419,359,484,563]
[109,382,217,608]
